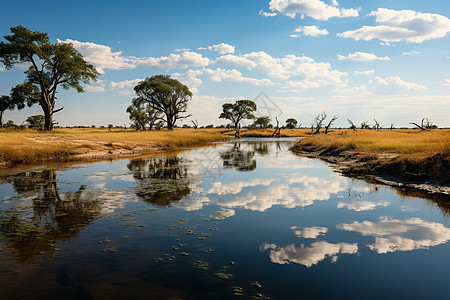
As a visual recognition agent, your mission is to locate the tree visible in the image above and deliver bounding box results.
[312,112,327,134]
[0,25,99,131]
[347,118,357,131]
[253,116,271,129]
[219,99,257,130]
[126,98,160,130]
[410,118,435,130]
[0,96,12,128]
[25,115,45,129]
[285,118,298,129]
[324,115,338,134]
[133,75,192,130]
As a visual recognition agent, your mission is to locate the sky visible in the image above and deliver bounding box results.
[1,0,449,128]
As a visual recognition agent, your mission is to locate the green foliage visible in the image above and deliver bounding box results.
[219,99,257,130]
[126,97,160,130]
[0,25,99,131]
[253,116,271,129]
[285,118,298,129]
[25,115,45,129]
[134,75,192,130]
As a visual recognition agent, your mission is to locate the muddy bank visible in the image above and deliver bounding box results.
[291,144,450,196]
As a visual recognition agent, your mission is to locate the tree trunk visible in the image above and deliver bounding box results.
[0,110,3,128]
[42,104,53,131]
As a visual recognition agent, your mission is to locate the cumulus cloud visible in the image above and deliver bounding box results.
[58,39,137,74]
[338,217,450,254]
[354,70,375,76]
[260,241,358,267]
[138,51,210,70]
[338,8,450,43]
[337,201,390,212]
[85,85,105,92]
[292,226,328,238]
[259,10,277,17]
[210,208,236,220]
[291,25,329,37]
[335,76,426,94]
[216,51,347,88]
[441,79,450,87]
[109,78,143,95]
[172,70,204,94]
[204,68,276,86]
[338,52,390,61]
[199,43,235,54]
[402,51,421,55]
[207,178,277,195]
[268,0,359,21]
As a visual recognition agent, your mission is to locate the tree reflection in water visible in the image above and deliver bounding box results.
[0,170,101,263]
[127,156,193,206]
[219,142,256,172]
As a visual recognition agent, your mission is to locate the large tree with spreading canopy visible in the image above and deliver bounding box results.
[0,25,99,130]
[133,75,192,130]
[219,99,257,130]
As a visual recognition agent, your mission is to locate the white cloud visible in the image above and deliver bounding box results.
[259,10,277,17]
[58,39,137,74]
[204,68,276,86]
[337,201,390,212]
[338,217,450,254]
[292,25,329,37]
[85,85,105,92]
[216,51,347,88]
[260,241,358,267]
[210,208,236,220]
[199,43,235,54]
[402,51,421,55]
[338,52,390,61]
[441,79,450,87]
[292,226,328,238]
[207,178,277,195]
[335,76,426,94]
[109,78,143,95]
[354,70,375,76]
[338,8,450,43]
[172,70,203,94]
[138,51,210,71]
[268,0,359,21]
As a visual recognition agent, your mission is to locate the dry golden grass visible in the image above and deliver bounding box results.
[0,128,228,167]
[295,129,450,156]
[292,129,450,184]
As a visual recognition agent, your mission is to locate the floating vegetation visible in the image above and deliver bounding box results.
[232,287,244,296]
[178,244,185,247]
[251,282,262,289]
[209,227,219,231]
[121,236,128,239]
[197,236,207,240]
[154,258,164,263]
[251,294,271,300]
[101,247,117,252]
[193,260,209,270]
[215,272,233,280]
[181,252,189,256]
[175,219,188,224]
[229,261,235,265]
[201,248,213,254]
[97,239,111,244]
[168,256,175,261]
[172,246,178,250]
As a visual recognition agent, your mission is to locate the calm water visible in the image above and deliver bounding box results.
[0,138,449,299]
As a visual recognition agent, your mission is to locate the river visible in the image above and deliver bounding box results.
[0,138,449,299]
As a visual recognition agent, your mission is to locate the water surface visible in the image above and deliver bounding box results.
[0,138,449,299]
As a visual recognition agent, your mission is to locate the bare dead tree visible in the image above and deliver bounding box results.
[313,112,327,134]
[373,119,381,130]
[324,115,338,134]
[347,119,357,131]
[271,116,281,137]
[390,123,394,130]
[410,118,434,130]
[191,119,198,129]
[360,120,370,129]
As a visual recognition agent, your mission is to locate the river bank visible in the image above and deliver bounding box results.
[0,128,229,168]
[291,129,450,195]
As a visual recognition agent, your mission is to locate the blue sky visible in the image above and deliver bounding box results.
[1,0,449,128]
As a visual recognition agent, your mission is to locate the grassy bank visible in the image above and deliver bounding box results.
[0,128,228,168]
[291,129,450,185]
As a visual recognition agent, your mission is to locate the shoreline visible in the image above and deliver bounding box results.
[291,145,450,196]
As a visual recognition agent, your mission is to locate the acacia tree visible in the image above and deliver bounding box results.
[126,98,160,130]
[133,75,192,130]
[0,25,99,130]
[285,118,298,129]
[219,99,257,130]
[253,116,271,129]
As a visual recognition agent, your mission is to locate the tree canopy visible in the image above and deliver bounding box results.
[126,97,160,130]
[253,116,271,129]
[219,99,257,130]
[285,118,298,129]
[0,25,99,130]
[133,75,192,130]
